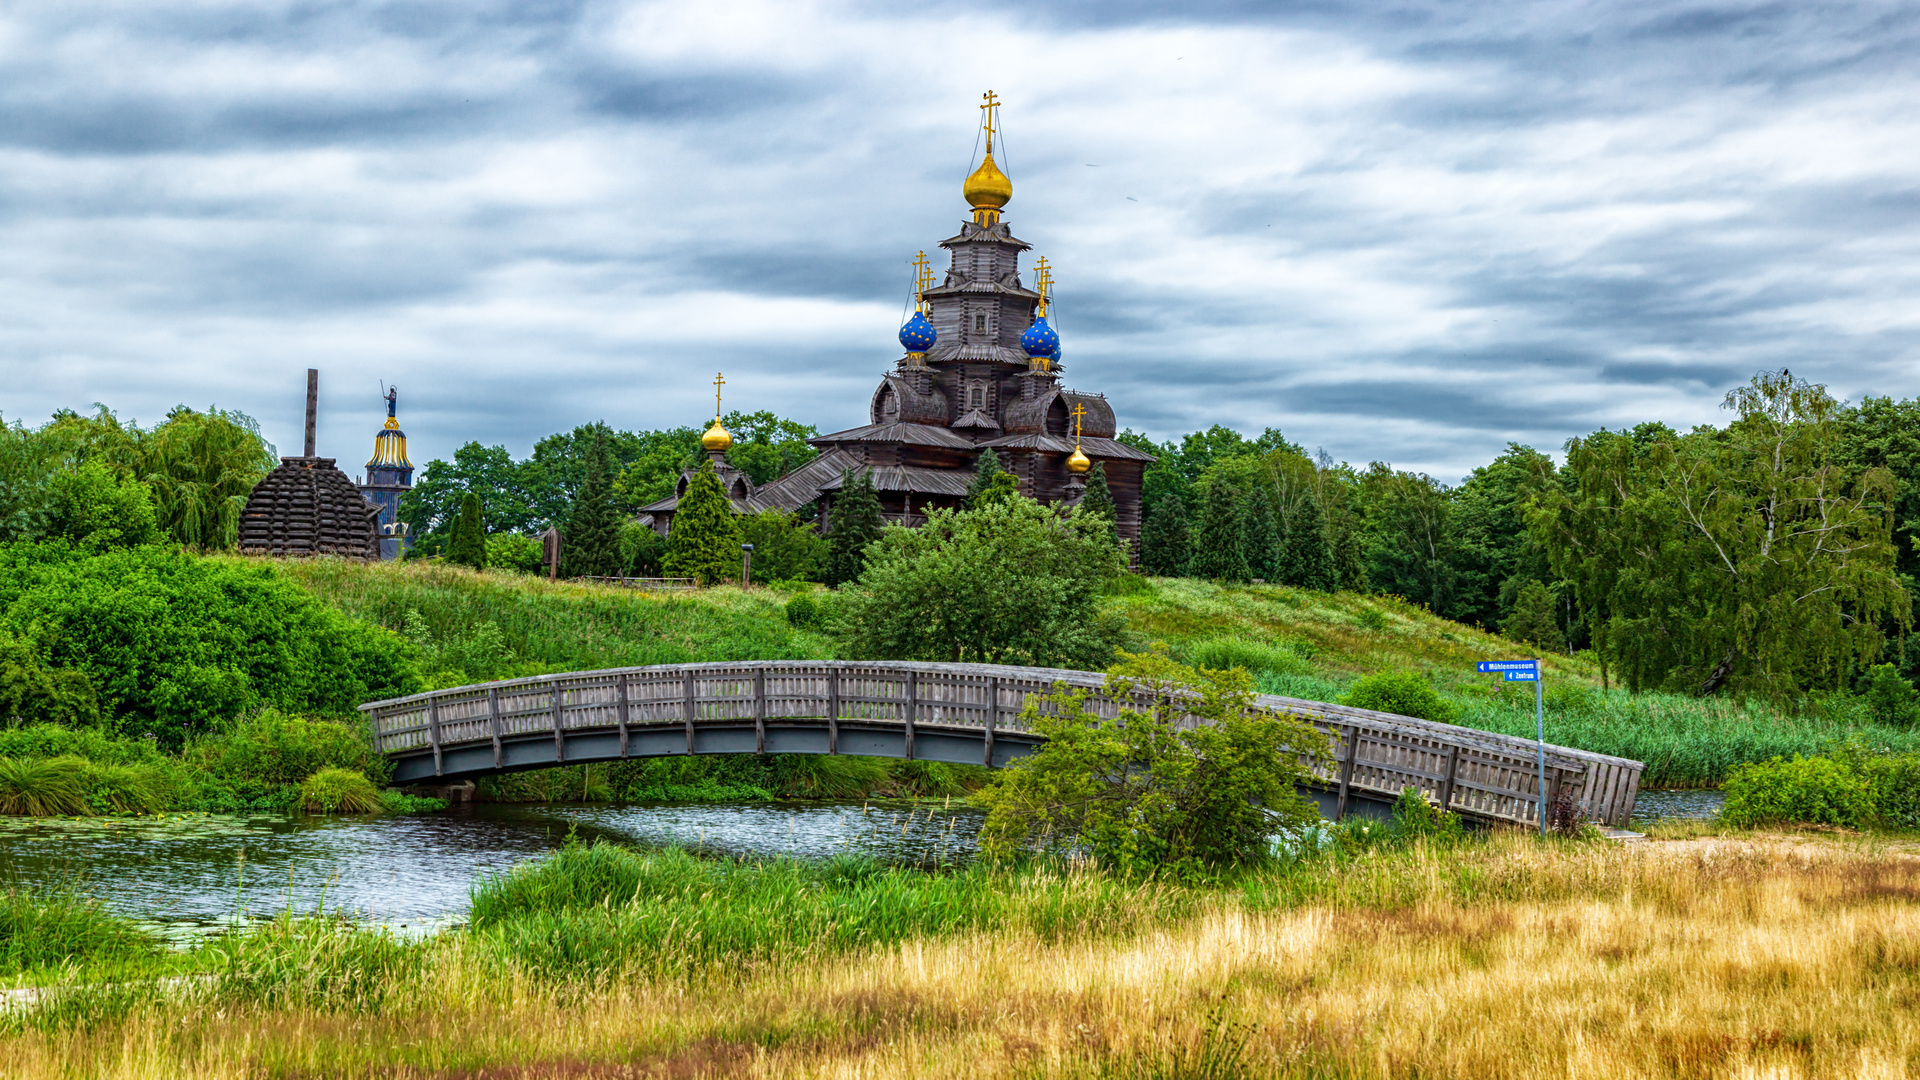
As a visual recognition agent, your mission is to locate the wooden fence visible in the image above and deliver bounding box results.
[361,660,1644,828]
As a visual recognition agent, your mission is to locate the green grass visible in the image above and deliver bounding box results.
[0,884,163,978]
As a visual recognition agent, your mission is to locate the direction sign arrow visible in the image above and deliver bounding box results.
[1477,660,1538,673]
[1504,670,1539,681]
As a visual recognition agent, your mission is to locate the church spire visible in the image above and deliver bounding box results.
[963,91,1012,225]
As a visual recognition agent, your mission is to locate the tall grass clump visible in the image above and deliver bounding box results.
[191,914,421,1012]
[0,885,161,975]
[1187,637,1313,677]
[297,768,382,814]
[467,839,1193,981]
[0,756,88,816]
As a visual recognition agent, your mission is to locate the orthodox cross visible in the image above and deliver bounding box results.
[713,371,725,420]
[980,90,1000,151]
[1072,402,1087,445]
[1033,256,1052,315]
[913,250,933,311]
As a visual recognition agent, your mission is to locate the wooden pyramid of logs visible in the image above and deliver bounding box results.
[238,368,381,561]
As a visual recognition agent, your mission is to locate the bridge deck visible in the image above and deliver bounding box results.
[360,661,1644,829]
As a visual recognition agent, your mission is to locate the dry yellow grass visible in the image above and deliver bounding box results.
[4,835,1916,1079]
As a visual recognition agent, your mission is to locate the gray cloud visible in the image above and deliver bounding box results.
[1,0,1917,480]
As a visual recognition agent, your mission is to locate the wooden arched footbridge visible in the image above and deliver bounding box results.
[361,661,1645,829]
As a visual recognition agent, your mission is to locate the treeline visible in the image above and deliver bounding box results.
[1126,372,1920,702]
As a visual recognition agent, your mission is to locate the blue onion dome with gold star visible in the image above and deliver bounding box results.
[1021,315,1058,359]
[899,310,937,354]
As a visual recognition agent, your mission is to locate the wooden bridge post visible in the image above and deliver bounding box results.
[984,677,999,766]
[682,669,696,754]
[488,686,503,769]
[1334,727,1359,820]
[904,670,917,761]
[551,682,565,763]
[616,673,631,759]
[827,668,839,754]
[428,697,443,777]
[1439,744,1461,812]
[754,669,766,755]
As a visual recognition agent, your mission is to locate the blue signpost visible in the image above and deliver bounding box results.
[1478,658,1546,835]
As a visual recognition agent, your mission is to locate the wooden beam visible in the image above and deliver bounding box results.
[984,677,999,766]
[683,669,697,755]
[1439,743,1461,812]
[428,695,443,777]
[1334,727,1359,821]
[616,673,631,759]
[754,668,766,755]
[488,686,503,769]
[827,668,839,755]
[551,682,565,763]
[904,670,916,761]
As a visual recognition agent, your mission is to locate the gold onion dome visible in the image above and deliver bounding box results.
[1066,446,1091,474]
[702,418,733,452]
[964,151,1012,212]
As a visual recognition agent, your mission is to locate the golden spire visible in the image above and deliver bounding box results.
[963,90,1012,225]
[702,371,732,452]
[368,386,411,469]
[1033,256,1052,317]
[1066,402,1090,474]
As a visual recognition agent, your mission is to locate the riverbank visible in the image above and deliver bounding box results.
[3,827,1915,1077]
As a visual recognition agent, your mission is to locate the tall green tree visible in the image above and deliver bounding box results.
[1241,482,1282,582]
[825,469,884,585]
[1451,445,1559,628]
[1501,579,1564,653]
[661,461,743,586]
[829,496,1127,667]
[1277,488,1335,591]
[1361,466,1456,611]
[1531,370,1909,697]
[966,448,1009,507]
[563,434,624,579]
[739,510,828,584]
[1188,480,1249,583]
[448,492,488,569]
[1140,492,1189,577]
[1079,462,1120,549]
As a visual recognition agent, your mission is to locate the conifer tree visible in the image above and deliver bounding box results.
[563,433,625,578]
[1278,489,1336,590]
[1241,483,1281,582]
[448,491,487,569]
[966,449,1008,507]
[1502,579,1565,653]
[1078,462,1120,548]
[662,460,743,585]
[825,468,884,585]
[1188,481,1250,583]
[1141,492,1190,576]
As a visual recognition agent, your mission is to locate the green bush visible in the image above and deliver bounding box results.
[1338,670,1461,725]
[1720,755,1874,829]
[1392,787,1465,844]
[0,723,168,767]
[183,710,383,790]
[770,754,890,799]
[298,768,382,814]
[0,631,101,727]
[0,544,423,748]
[1860,754,1920,829]
[1861,664,1918,727]
[486,532,544,575]
[784,592,822,631]
[0,755,89,815]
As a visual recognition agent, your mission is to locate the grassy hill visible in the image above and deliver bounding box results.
[278,562,1920,788]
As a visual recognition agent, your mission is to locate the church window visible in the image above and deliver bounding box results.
[973,313,987,335]
[971,386,985,409]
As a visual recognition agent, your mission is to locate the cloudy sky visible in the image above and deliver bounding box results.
[2,0,1917,481]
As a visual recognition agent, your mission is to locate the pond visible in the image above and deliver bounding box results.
[0,801,984,938]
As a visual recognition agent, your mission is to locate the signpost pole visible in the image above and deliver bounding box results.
[1535,654,1546,837]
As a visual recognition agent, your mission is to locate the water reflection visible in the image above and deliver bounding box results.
[0,801,983,935]
[1631,789,1725,823]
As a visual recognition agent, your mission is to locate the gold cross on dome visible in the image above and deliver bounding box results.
[1072,402,1087,440]
[713,372,725,419]
[980,90,1000,149]
[913,250,933,309]
[1034,256,1052,315]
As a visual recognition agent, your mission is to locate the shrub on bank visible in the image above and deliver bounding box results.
[297,768,382,814]
[1338,670,1461,725]
[1721,753,1881,829]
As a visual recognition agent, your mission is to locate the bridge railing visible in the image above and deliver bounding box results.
[360,660,1643,828]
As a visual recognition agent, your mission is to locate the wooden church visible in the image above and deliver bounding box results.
[643,93,1153,542]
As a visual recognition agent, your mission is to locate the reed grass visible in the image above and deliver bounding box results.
[0,885,161,977]
[1,834,1913,1076]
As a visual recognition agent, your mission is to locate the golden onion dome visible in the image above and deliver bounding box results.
[702,418,733,452]
[1066,446,1091,474]
[964,151,1013,212]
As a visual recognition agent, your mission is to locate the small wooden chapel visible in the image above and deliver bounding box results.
[642,93,1154,543]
